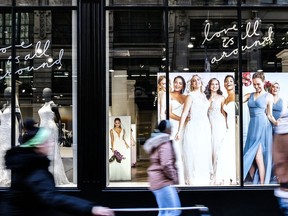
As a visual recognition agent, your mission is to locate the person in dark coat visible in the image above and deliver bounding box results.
[2,118,115,216]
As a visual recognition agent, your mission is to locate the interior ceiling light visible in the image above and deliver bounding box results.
[187,42,194,48]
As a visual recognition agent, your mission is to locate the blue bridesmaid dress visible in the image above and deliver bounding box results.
[273,98,283,120]
[243,92,273,184]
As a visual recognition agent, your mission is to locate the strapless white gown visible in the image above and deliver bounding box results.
[170,99,185,185]
[215,102,237,185]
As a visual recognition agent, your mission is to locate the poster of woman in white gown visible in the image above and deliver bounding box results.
[157,72,239,186]
[109,116,131,181]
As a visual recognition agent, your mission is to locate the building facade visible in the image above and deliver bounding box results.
[0,0,288,215]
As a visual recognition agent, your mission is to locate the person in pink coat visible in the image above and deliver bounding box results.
[143,120,181,216]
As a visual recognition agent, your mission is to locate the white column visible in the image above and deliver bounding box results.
[111,70,128,116]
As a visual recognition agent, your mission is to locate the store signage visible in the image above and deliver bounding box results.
[0,40,63,80]
[202,20,274,64]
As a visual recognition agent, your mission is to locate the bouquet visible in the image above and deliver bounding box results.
[264,81,273,93]
[242,72,252,86]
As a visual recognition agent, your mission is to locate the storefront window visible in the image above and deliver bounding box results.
[169,0,237,6]
[107,7,241,187]
[107,2,288,189]
[106,0,164,6]
[241,9,288,186]
[107,9,164,186]
[0,6,77,187]
[16,0,75,6]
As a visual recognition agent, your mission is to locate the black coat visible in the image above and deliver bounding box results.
[2,147,94,216]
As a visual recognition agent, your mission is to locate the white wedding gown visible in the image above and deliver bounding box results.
[170,99,185,185]
[182,92,213,185]
[215,102,237,185]
[109,128,131,181]
[38,101,70,185]
[208,97,227,179]
[0,108,11,186]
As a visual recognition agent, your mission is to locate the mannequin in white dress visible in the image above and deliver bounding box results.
[38,87,70,185]
[0,87,23,186]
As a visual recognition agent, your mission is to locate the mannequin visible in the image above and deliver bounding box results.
[0,87,23,186]
[38,87,70,185]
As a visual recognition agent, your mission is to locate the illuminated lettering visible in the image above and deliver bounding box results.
[202,20,274,64]
[0,40,64,80]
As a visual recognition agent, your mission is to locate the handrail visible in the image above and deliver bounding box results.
[111,205,210,214]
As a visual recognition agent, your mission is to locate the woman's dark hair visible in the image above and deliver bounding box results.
[204,78,223,100]
[158,120,171,133]
[173,76,186,94]
[224,75,235,83]
[114,117,122,128]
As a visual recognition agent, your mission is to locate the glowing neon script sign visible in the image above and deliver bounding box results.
[202,20,274,64]
[0,40,64,80]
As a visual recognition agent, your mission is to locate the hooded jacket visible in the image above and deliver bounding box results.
[143,130,178,190]
[2,146,94,216]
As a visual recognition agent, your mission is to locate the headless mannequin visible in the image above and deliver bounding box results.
[42,87,62,142]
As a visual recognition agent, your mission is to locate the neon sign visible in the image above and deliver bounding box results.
[0,40,64,80]
[202,20,274,64]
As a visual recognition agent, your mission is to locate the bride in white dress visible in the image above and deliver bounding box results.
[204,78,227,184]
[175,75,213,185]
[215,75,237,185]
[38,88,70,185]
[109,117,131,181]
[169,75,187,185]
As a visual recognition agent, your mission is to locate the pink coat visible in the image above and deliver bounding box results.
[143,133,178,190]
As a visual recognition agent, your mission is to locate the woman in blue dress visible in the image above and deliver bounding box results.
[271,82,287,121]
[243,72,278,184]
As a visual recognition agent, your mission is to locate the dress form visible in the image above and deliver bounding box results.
[38,87,70,185]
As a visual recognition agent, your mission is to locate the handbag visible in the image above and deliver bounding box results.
[109,149,125,163]
[113,150,125,163]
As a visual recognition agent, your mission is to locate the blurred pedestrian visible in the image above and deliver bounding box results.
[273,112,288,215]
[143,120,181,216]
[2,118,115,216]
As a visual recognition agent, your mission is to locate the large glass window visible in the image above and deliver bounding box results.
[0,2,77,188]
[241,9,288,186]
[107,2,288,188]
